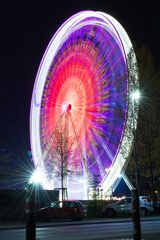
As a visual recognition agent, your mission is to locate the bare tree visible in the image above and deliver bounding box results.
[41,113,79,202]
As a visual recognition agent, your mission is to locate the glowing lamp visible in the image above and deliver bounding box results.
[29,167,42,184]
[132,90,140,100]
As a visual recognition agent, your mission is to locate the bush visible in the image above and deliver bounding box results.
[86,200,115,217]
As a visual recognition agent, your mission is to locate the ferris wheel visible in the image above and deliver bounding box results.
[30,11,138,199]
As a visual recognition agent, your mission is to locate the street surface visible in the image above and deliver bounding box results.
[0,217,160,240]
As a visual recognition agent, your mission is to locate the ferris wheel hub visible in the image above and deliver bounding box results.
[62,102,72,112]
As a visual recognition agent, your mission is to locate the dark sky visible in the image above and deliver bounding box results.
[0,0,160,158]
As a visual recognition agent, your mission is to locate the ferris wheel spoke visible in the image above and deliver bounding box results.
[86,141,105,178]
[88,119,114,163]
[68,113,90,179]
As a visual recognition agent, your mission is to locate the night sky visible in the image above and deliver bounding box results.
[0,1,160,187]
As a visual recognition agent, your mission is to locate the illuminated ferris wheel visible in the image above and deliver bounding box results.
[30,11,138,199]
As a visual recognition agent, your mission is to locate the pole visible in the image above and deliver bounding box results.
[131,92,141,240]
[132,189,141,240]
[26,183,36,240]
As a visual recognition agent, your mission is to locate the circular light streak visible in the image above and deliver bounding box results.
[30,11,138,198]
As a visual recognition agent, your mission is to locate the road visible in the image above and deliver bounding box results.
[0,218,160,240]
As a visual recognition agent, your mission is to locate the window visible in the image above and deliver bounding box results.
[126,198,131,204]
[69,202,76,207]
[50,202,59,208]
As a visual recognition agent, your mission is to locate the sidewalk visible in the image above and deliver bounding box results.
[0,216,160,230]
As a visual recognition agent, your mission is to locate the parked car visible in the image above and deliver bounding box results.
[102,196,154,217]
[37,200,86,221]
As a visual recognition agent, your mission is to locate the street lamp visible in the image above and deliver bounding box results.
[29,167,42,185]
[131,89,140,101]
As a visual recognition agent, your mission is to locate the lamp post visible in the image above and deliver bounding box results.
[26,168,42,240]
[25,183,36,240]
[131,89,141,240]
[131,89,140,189]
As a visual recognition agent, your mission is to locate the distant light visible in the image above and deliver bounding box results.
[29,167,42,184]
[131,89,140,100]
